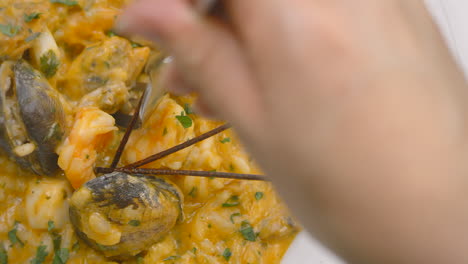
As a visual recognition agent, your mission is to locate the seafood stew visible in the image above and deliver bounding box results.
[0,0,299,263]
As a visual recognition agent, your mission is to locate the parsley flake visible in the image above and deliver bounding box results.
[255,192,264,201]
[230,213,241,224]
[239,221,256,242]
[40,50,60,78]
[0,24,20,37]
[51,232,62,252]
[137,256,144,264]
[222,248,232,261]
[24,13,42,22]
[106,30,118,37]
[72,241,80,252]
[220,137,231,144]
[47,220,55,231]
[96,243,107,251]
[50,0,78,6]
[128,220,141,227]
[222,196,240,207]
[52,248,69,264]
[131,42,143,48]
[162,127,168,136]
[0,244,7,264]
[26,32,41,42]
[163,256,179,261]
[31,245,48,264]
[183,103,194,114]
[188,187,197,198]
[8,222,24,247]
[176,112,192,128]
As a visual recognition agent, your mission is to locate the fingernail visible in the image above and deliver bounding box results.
[193,100,218,120]
[167,83,192,96]
[115,15,163,46]
[115,15,131,34]
[161,63,192,95]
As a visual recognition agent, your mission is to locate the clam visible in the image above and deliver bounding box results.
[0,60,65,175]
[69,172,184,259]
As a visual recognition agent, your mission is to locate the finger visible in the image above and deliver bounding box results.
[160,62,193,96]
[117,0,265,137]
[193,98,221,121]
[161,63,224,120]
[223,0,321,95]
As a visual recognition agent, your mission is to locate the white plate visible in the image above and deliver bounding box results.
[282,1,468,262]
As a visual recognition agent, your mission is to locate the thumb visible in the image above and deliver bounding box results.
[116,0,264,137]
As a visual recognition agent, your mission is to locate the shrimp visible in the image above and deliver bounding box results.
[58,107,117,189]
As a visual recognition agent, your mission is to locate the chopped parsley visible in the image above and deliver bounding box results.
[229,164,235,172]
[52,248,69,264]
[51,232,62,252]
[96,243,107,251]
[50,0,78,6]
[137,256,144,264]
[0,244,7,264]
[188,187,197,198]
[40,50,60,78]
[26,32,41,42]
[183,103,194,114]
[8,222,24,247]
[192,247,197,254]
[0,24,20,37]
[222,196,240,207]
[47,220,55,231]
[255,192,264,201]
[220,137,231,144]
[31,245,48,264]
[162,127,168,136]
[239,221,256,242]
[106,30,118,37]
[24,13,42,22]
[175,112,192,129]
[222,248,232,261]
[131,42,143,48]
[47,220,62,251]
[230,213,241,224]
[71,241,80,252]
[163,256,179,261]
[128,220,141,227]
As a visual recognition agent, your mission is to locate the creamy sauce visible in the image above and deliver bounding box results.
[0,0,299,263]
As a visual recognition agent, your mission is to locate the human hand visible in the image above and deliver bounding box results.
[117,1,468,263]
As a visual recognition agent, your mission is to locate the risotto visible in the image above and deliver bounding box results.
[0,0,299,263]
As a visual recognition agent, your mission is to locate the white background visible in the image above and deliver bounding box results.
[283,0,468,263]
